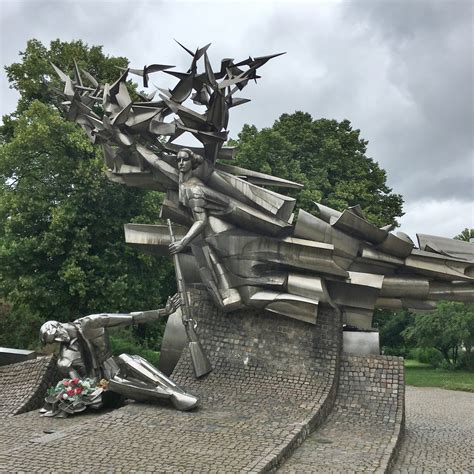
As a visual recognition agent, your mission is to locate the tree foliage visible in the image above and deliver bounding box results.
[0,40,172,348]
[403,302,474,367]
[231,112,404,227]
[373,309,414,356]
[455,228,473,242]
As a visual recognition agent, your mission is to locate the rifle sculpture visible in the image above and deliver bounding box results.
[167,219,213,378]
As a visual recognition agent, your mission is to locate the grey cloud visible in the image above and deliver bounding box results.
[348,0,471,44]
[341,0,473,201]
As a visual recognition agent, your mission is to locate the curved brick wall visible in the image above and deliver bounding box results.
[0,355,59,416]
[170,290,343,472]
[279,354,405,473]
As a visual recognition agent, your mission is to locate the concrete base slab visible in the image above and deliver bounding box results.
[343,330,380,355]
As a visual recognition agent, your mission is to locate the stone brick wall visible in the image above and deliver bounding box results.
[0,355,59,416]
[173,290,341,385]
[338,355,405,471]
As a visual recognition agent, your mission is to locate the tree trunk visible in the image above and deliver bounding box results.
[438,347,452,366]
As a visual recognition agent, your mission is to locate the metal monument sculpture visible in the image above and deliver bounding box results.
[45,42,474,390]
[39,295,199,415]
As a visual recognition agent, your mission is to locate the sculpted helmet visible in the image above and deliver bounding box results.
[39,320,70,344]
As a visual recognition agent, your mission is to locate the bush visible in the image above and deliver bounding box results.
[0,304,44,350]
[408,347,444,368]
[457,352,474,371]
[138,348,161,368]
[374,309,415,356]
[381,346,411,357]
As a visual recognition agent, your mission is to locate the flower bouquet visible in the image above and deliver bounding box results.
[41,377,107,417]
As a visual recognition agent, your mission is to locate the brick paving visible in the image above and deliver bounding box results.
[2,381,470,473]
[278,355,405,473]
[392,386,474,473]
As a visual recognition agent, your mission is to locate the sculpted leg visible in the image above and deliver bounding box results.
[109,354,198,411]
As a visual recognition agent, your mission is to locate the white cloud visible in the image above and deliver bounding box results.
[398,198,473,241]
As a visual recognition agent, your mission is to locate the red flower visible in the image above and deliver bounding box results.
[75,387,83,395]
[66,389,75,397]
[63,380,70,386]
[71,377,80,385]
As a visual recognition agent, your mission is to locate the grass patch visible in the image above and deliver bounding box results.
[404,359,430,369]
[404,359,474,392]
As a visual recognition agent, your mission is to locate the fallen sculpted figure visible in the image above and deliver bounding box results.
[39,294,199,417]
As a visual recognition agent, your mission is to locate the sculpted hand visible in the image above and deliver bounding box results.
[166,294,182,314]
[169,240,185,254]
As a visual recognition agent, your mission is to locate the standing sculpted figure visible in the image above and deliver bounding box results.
[169,148,242,310]
[39,294,198,413]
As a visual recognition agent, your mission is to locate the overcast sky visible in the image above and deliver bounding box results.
[1,0,472,241]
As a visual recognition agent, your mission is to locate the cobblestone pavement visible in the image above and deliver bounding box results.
[392,386,474,473]
[0,408,112,457]
[278,355,404,473]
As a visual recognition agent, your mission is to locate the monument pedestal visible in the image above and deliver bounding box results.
[0,292,405,472]
[170,290,342,471]
[167,290,405,472]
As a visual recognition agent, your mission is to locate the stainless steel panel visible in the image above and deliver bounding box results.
[158,309,188,376]
[343,331,380,356]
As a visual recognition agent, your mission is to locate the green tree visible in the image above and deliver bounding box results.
[373,309,415,356]
[454,228,473,242]
[231,112,404,227]
[3,39,129,118]
[0,40,172,349]
[403,301,474,368]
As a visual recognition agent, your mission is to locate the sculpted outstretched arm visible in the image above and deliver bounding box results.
[79,295,181,328]
[132,294,182,323]
[130,308,168,324]
[79,314,134,329]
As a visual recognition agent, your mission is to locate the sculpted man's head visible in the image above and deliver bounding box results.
[176,149,204,174]
[39,320,71,345]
